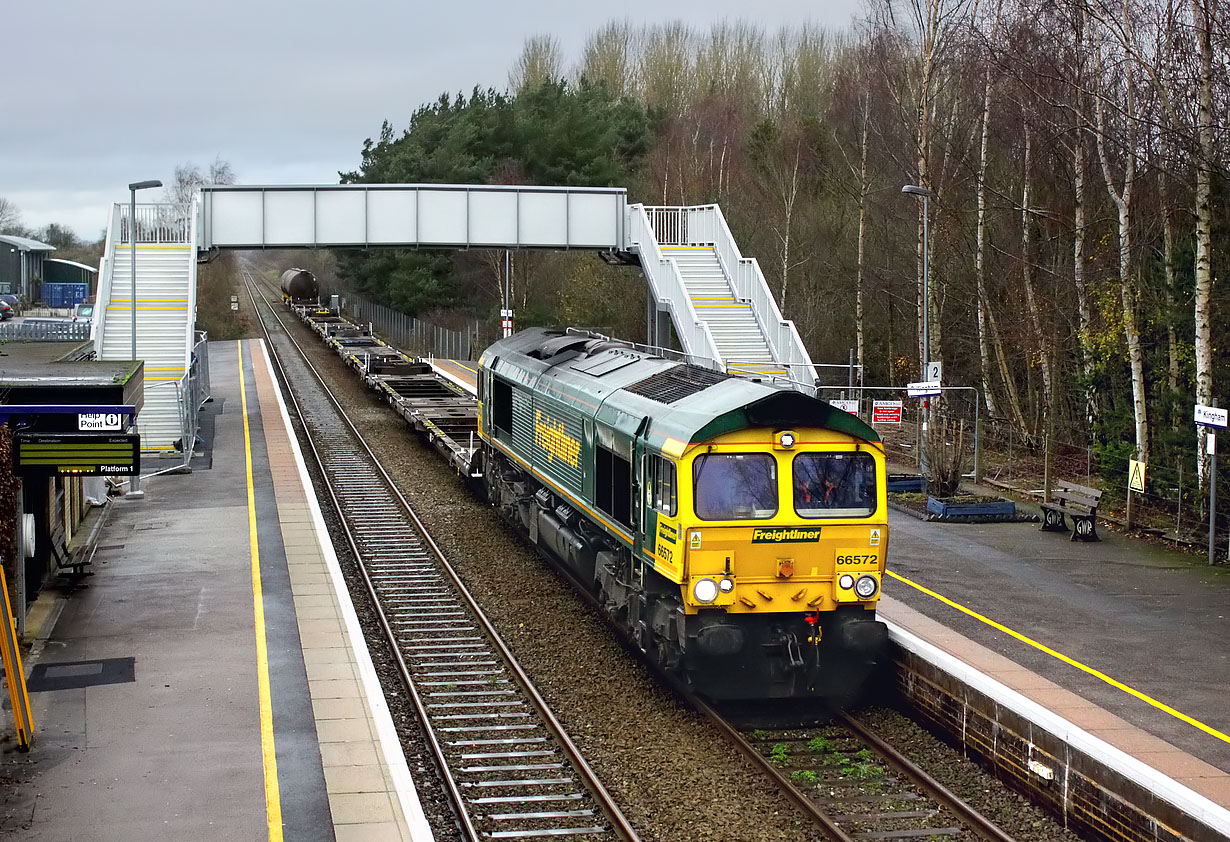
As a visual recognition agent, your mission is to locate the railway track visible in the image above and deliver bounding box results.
[242,271,639,842]
[249,276,1024,842]
[708,701,1017,842]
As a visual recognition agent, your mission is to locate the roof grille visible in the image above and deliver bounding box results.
[624,364,728,404]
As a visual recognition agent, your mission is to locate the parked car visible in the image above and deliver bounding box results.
[0,294,19,315]
[0,300,14,321]
[73,302,94,322]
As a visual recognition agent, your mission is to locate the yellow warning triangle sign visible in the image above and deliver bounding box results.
[1128,460,1146,493]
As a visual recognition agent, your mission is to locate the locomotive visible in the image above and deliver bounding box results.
[477,328,889,702]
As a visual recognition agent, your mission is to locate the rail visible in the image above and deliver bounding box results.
[626,204,723,365]
[246,274,640,841]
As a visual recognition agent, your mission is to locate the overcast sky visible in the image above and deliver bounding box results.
[5,0,863,239]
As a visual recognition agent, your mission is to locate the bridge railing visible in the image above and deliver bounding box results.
[641,205,815,386]
[119,202,192,244]
[626,204,722,367]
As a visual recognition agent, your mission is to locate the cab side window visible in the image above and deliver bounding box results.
[644,455,676,517]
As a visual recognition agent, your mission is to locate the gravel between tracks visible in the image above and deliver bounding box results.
[264,294,1081,842]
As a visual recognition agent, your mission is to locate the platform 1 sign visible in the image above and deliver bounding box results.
[1194,404,1228,429]
[15,433,140,476]
[830,399,859,415]
[871,401,903,424]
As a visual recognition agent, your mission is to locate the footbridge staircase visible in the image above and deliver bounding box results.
[94,202,201,454]
[626,204,815,386]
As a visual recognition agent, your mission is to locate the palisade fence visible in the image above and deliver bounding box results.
[824,386,1230,558]
[325,288,491,362]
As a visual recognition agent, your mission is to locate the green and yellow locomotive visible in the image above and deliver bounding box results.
[477,328,889,701]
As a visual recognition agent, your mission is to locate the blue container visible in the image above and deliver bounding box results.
[926,496,1016,518]
[42,282,89,308]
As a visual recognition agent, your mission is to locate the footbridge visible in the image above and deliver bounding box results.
[96,183,815,452]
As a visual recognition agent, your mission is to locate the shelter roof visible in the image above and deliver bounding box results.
[44,258,98,273]
[0,234,55,252]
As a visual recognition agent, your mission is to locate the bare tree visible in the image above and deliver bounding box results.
[1091,9,1150,463]
[578,19,640,97]
[510,34,564,93]
[0,197,23,234]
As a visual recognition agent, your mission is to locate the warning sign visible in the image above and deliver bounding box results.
[1128,459,1146,493]
[871,401,903,424]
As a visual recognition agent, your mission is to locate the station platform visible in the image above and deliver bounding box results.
[428,356,1230,814]
[1,340,433,842]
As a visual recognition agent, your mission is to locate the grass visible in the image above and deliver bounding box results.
[769,743,790,767]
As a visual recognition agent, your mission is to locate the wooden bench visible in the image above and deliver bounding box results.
[1040,482,1103,542]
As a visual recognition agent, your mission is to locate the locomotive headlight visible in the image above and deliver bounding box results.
[693,578,719,604]
[775,430,797,450]
[838,574,855,590]
[719,577,735,593]
[854,575,879,599]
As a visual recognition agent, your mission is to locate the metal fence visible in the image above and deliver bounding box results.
[141,331,212,477]
[118,203,191,244]
[850,387,1230,559]
[327,289,487,361]
[0,321,91,341]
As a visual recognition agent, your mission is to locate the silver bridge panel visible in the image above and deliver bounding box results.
[199,183,627,251]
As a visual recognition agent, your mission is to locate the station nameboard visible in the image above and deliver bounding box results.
[15,433,140,476]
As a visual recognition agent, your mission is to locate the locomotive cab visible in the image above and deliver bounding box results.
[644,425,889,700]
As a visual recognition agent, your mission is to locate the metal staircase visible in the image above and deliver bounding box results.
[627,204,815,387]
[94,202,198,453]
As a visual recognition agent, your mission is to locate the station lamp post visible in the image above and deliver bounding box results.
[902,184,934,481]
[127,179,161,500]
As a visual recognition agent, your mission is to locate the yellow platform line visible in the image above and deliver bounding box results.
[238,342,285,840]
[113,244,191,250]
[886,569,1230,745]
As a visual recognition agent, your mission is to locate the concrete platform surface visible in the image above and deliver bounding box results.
[0,340,431,841]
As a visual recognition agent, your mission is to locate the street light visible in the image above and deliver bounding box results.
[128,179,161,500]
[902,184,934,481]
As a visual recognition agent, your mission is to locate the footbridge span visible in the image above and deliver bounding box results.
[95,183,815,452]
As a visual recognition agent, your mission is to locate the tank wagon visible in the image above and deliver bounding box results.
[477,328,889,702]
[280,268,318,302]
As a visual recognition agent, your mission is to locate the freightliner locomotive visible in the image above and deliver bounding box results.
[476,328,889,702]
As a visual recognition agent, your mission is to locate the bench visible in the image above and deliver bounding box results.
[1040,482,1103,542]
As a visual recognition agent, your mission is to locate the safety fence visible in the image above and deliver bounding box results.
[326,289,488,361]
[828,386,1230,559]
[142,331,212,476]
[0,321,91,341]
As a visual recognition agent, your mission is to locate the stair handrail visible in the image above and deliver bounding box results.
[626,204,722,367]
[183,195,200,370]
[702,204,816,386]
[652,204,815,386]
[93,204,122,357]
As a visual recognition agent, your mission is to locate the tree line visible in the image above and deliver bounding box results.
[340,2,1230,488]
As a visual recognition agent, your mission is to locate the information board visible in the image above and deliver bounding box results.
[15,433,140,476]
[871,401,903,424]
[830,399,859,415]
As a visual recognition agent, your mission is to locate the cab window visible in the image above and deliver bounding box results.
[644,455,677,517]
[693,453,777,520]
[793,452,877,518]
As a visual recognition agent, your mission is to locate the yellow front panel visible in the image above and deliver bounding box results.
[675,426,888,614]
